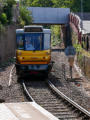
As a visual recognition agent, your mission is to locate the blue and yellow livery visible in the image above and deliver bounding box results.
[15,25,53,77]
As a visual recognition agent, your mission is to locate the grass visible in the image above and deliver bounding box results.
[81,49,90,57]
[51,38,61,47]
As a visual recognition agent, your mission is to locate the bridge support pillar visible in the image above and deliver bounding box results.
[61,24,72,48]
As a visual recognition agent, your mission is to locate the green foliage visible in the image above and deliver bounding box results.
[0,0,16,25]
[0,13,8,25]
[73,42,82,52]
[24,0,53,7]
[6,0,16,7]
[0,57,15,68]
[0,21,5,32]
[51,25,61,46]
[22,0,73,10]
[19,6,32,26]
[0,22,3,31]
[3,0,16,24]
[71,0,90,12]
[21,0,90,12]
[53,0,72,8]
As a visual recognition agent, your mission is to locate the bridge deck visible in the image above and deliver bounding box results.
[28,7,70,24]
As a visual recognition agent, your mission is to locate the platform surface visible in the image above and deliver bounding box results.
[0,102,59,120]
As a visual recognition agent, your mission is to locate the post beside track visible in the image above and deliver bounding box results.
[8,65,15,87]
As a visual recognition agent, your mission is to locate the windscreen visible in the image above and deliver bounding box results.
[25,33,43,50]
[44,34,51,50]
[16,33,51,50]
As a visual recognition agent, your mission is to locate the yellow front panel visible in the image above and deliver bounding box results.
[16,50,51,64]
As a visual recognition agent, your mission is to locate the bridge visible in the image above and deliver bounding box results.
[28,7,70,24]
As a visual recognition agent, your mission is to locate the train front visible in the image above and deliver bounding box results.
[15,26,52,77]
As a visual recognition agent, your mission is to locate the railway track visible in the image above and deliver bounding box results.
[22,78,90,120]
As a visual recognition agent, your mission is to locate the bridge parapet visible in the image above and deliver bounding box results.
[69,13,82,43]
[69,13,82,32]
[69,12,90,51]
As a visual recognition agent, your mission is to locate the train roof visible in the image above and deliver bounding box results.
[16,29,24,33]
[16,28,51,34]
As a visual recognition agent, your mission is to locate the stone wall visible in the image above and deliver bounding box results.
[70,22,78,44]
[70,22,90,79]
[0,25,16,64]
[77,54,90,78]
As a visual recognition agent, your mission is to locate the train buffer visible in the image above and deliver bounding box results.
[0,102,59,120]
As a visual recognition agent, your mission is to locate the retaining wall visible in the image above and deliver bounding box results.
[77,54,90,78]
[0,25,16,64]
[70,18,90,79]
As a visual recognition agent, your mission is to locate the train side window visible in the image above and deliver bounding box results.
[44,34,51,50]
[16,35,24,50]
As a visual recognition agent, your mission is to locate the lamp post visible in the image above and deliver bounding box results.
[81,0,83,30]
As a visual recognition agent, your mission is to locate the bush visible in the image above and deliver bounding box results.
[19,6,32,26]
[3,0,16,24]
[6,0,16,7]
[51,25,61,46]
[0,22,5,32]
[0,13,8,25]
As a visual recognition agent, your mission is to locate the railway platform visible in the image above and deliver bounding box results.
[0,102,59,120]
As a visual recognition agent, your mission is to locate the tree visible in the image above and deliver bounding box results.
[20,0,53,7]
[3,0,16,24]
[19,6,32,26]
[52,0,73,8]
[71,0,90,12]
[0,13,8,25]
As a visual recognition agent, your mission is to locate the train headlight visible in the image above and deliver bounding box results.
[46,52,50,55]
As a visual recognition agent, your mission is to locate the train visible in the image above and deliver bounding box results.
[15,25,53,78]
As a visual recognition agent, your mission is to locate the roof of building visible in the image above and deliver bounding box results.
[82,21,90,34]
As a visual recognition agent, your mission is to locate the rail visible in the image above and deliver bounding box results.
[22,80,35,102]
[47,80,90,118]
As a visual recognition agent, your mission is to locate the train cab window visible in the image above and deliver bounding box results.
[25,33,43,51]
[16,35,24,50]
[44,34,51,50]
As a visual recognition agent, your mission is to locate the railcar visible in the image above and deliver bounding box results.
[15,25,53,77]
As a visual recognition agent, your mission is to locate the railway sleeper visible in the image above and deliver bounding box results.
[55,115,79,119]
